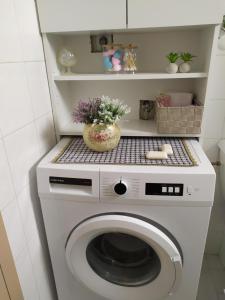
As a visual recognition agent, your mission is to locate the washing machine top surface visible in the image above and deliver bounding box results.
[38,136,215,175]
[53,136,196,167]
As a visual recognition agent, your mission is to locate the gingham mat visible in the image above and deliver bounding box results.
[54,137,197,167]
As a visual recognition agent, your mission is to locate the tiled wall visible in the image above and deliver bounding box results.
[0,0,56,299]
[202,26,225,255]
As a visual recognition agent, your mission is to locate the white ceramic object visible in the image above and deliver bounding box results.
[166,63,178,74]
[179,62,191,73]
[57,48,77,74]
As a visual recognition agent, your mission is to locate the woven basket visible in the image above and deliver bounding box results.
[156,102,204,134]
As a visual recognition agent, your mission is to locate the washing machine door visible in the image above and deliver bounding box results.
[65,213,183,300]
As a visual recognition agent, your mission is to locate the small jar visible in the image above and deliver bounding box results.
[123,44,137,73]
[103,44,123,73]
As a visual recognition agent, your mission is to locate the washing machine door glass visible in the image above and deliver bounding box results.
[65,213,183,300]
[86,232,161,286]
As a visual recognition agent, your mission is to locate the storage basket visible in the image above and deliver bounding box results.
[156,102,204,134]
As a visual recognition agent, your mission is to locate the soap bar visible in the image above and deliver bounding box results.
[161,144,173,155]
[145,151,168,160]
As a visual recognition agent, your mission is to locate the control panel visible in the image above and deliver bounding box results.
[145,183,183,196]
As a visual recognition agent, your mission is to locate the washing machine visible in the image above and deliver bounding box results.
[37,137,215,300]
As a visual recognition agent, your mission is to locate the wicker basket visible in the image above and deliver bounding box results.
[156,102,204,134]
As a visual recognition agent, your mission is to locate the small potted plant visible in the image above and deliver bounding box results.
[166,52,179,74]
[179,52,196,73]
[73,96,130,152]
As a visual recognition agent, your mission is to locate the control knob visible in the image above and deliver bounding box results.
[114,180,127,195]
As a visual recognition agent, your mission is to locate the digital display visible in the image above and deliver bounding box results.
[145,183,183,196]
[49,177,92,186]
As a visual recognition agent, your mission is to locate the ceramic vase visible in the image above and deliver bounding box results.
[166,63,178,74]
[83,123,121,152]
[179,62,191,73]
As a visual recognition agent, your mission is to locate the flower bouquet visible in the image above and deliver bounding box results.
[73,96,130,152]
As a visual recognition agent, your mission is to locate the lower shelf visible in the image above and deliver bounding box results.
[59,120,201,138]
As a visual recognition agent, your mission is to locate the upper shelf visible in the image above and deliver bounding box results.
[54,72,208,81]
[59,119,201,138]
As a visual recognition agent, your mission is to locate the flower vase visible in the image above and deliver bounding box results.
[166,63,178,74]
[179,62,191,73]
[83,123,121,152]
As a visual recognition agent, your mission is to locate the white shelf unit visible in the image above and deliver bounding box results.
[42,25,220,140]
[53,72,208,81]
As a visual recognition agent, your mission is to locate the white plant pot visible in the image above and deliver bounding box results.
[166,63,178,74]
[179,62,191,73]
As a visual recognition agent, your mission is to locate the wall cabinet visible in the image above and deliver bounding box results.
[36,0,127,33]
[128,0,222,29]
[36,0,222,33]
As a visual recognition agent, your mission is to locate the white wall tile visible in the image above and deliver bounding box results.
[17,185,39,242]
[219,238,225,267]
[205,227,224,255]
[197,272,218,300]
[2,200,26,260]
[4,122,40,194]
[14,247,39,300]
[202,138,220,162]
[0,0,22,62]
[0,139,15,210]
[206,254,224,270]
[25,62,52,118]
[36,113,56,156]
[208,55,225,99]
[12,0,44,61]
[0,63,34,136]
[203,101,225,139]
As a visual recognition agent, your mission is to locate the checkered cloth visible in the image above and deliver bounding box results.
[54,137,197,167]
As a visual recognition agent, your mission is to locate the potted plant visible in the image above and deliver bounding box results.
[166,52,179,74]
[73,96,130,152]
[179,52,196,73]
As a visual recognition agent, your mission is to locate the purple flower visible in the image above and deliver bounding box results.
[72,98,101,124]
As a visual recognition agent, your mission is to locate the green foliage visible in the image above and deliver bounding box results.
[180,52,196,62]
[223,15,225,29]
[96,96,131,124]
[166,52,179,63]
[73,96,131,125]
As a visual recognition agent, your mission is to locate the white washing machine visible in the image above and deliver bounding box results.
[37,137,215,300]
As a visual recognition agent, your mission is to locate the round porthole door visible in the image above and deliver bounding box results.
[65,213,183,300]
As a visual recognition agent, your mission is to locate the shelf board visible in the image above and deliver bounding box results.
[59,119,201,137]
[54,72,208,81]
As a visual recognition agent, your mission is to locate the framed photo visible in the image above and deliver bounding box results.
[90,34,114,53]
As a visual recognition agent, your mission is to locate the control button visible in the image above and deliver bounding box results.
[114,181,127,195]
[168,187,174,193]
[175,187,180,194]
[187,186,193,195]
[162,186,167,193]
